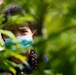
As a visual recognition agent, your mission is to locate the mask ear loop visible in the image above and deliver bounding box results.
[32,30,37,38]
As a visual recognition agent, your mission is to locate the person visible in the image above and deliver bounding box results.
[1,4,38,75]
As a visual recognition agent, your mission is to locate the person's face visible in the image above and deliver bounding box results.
[3,26,34,39]
[12,26,33,37]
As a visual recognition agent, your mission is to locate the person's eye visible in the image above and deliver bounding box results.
[20,29,27,33]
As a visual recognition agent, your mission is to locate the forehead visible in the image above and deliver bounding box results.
[3,23,29,31]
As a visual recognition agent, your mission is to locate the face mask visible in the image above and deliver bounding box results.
[4,35,34,52]
[17,35,34,47]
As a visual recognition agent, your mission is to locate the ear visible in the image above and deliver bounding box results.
[32,30,37,38]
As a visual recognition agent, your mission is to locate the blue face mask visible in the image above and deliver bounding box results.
[5,35,34,52]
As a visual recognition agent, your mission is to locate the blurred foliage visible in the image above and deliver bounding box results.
[0,0,76,75]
